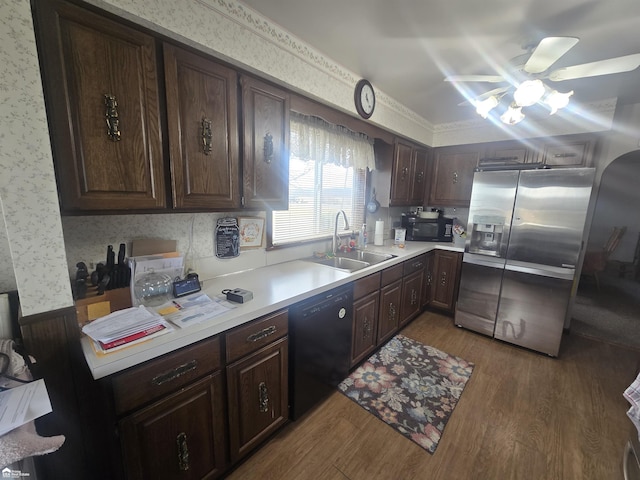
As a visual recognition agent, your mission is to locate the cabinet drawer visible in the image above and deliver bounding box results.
[112,336,221,415]
[381,263,403,286]
[353,272,381,300]
[404,254,427,276]
[226,309,288,363]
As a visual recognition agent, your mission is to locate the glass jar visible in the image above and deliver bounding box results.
[134,270,172,307]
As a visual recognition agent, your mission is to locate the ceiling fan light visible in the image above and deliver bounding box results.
[500,103,525,125]
[513,79,546,107]
[474,96,499,118]
[545,90,574,115]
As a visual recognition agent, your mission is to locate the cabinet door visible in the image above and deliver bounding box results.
[431,250,462,312]
[377,279,402,344]
[430,146,482,206]
[410,148,428,205]
[390,141,414,206]
[399,271,423,327]
[241,76,290,210]
[421,251,434,308]
[538,134,596,167]
[227,337,288,463]
[482,140,533,166]
[35,0,165,212]
[164,44,240,209]
[119,373,227,480]
[351,291,379,367]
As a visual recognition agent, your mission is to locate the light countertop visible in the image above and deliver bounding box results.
[81,241,463,379]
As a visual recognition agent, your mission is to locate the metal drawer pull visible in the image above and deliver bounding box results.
[264,132,273,164]
[202,117,213,155]
[553,152,577,158]
[247,325,277,342]
[151,360,198,386]
[176,432,190,471]
[259,382,269,413]
[410,289,418,305]
[104,94,121,141]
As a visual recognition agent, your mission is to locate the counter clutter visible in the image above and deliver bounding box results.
[80,242,461,379]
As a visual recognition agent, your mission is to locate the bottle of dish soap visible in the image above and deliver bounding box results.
[359,223,367,249]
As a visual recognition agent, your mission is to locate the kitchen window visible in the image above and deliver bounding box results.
[271,112,375,246]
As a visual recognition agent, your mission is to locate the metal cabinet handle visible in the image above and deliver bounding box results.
[410,289,417,305]
[104,94,121,141]
[426,272,432,286]
[553,152,577,158]
[259,381,269,413]
[412,261,423,269]
[440,271,447,286]
[416,171,424,184]
[452,171,458,184]
[202,118,212,155]
[401,166,409,180]
[247,325,277,342]
[176,432,189,471]
[263,132,273,164]
[151,360,197,386]
[389,303,396,322]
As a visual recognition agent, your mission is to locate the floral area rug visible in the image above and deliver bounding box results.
[338,334,474,454]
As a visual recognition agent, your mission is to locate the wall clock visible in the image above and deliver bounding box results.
[354,79,375,119]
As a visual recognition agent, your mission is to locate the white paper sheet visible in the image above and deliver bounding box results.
[0,379,52,436]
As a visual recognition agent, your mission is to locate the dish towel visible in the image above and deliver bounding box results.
[624,372,640,440]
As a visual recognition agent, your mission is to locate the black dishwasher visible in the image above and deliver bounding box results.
[289,284,353,420]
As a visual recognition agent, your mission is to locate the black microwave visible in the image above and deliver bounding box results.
[401,214,453,242]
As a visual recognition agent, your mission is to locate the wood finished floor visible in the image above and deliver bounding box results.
[226,311,640,480]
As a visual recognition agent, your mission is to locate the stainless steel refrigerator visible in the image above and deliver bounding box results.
[454,167,595,356]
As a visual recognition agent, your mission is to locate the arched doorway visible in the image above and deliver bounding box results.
[572,150,640,349]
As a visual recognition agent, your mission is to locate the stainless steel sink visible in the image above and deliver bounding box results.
[339,250,396,265]
[304,250,396,272]
[309,256,371,272]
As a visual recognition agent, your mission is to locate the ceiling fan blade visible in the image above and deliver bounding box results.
[524,37,579,74]
[444,75,506,83]
[548,53,640,81]
[458,86,511,106]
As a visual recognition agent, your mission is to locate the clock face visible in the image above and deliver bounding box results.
[355,79,375,118]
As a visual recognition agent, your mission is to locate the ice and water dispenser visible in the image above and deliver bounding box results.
[467,215,506,256]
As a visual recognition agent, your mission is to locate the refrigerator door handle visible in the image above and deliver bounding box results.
[505,262,575,281]
[463,253,505,269]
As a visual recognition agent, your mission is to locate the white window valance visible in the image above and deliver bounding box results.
[290,111,375,171]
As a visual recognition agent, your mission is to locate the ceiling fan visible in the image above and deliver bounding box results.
[444,36,640,124]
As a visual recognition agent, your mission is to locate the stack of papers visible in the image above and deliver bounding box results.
[155,293,237,329]
[82,305,173,354]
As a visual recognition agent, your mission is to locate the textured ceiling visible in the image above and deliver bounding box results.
[240,0,640,126]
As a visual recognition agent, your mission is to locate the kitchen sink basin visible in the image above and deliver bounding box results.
[338,250,396,265]
[309,256,371,272]
[304,250,396,272]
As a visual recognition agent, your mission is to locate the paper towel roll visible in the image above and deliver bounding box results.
[374,220,384,246]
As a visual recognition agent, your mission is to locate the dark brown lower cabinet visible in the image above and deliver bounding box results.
[377,279,402,344]
[431,250,462,313]
[351,290,380,366]
[119,373,227,480]
[399,270,423,327]
[226,337,289,463]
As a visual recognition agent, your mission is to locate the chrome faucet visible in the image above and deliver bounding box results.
[332,210,350,256]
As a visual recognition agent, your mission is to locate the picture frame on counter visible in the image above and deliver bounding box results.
[238,217,265,248]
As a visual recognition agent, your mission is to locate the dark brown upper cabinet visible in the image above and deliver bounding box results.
[430,144,482,207]
[163,43,240,210]
[34,0,166,212]
[390,141,428,206]
[241,76,290,210]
